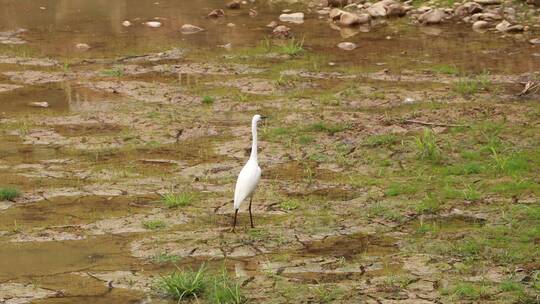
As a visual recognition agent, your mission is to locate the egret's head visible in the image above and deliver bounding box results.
[253,114,268,124]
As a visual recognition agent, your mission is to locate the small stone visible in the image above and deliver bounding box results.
[328,0,349,7]
[75,43,90,51]
[367,2,387,17]
[208,9,225,18]
[226,1,241,9]
[472,20,490,30]
[227,23,236,27]
[145,21,162,28]
[122,20,132,27]
[339,12,370,25]
[28,101,49,108]
[419,8,446,24]
[279,12,305,24]
[272,25,291,38]
[180,24,204,34]
[219,43,232,50]
[337,42,357,50]
[39,6,46,10]
[495,20,510,32]
[282,9,292,13]
[266,21,278,28]
[529,38,540,44]
[403,97,415,104]
[474,0,501,4]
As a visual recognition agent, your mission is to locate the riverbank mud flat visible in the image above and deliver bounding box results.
[0,0,539,303]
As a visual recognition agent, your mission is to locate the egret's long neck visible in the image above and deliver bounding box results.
[250,119,258,161]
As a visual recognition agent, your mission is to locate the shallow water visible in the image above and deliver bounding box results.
[0,0,538,73]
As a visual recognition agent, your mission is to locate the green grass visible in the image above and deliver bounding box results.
[0,187,20,201]
[153,253,181,264]
[210,271,246,304]
[143,219,166,230]
[278,37,305,56]
[453,72,491,96]
[161,192,196,208]
[157,266,207,301]
[279,199,300,211]
[157,266,245,303]
[414,196,441,214]
[442,282,492,300]
[100,68,123,77]
[202,95,215,105]
[364,134,399,147]
[414,128,440,161]
[432,64,460,75]
[306,122,349,134]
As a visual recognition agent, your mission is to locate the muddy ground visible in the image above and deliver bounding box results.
[0,0,539,303]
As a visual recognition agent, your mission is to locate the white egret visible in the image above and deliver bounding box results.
[232,114,267,232]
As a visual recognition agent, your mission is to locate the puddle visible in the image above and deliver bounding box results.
[0,135,61,163]
[300,233,397,259]
[0,0,536,75]
[0,195,153,230]
[0,82,120,112]
[0,235,138,281]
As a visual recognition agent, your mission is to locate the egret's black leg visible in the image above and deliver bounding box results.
[232,209,238,233]
[249,196,254,228]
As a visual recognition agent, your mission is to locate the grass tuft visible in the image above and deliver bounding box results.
[278,37,305,56]
[210,271,246,304]
[414,128,440,161]
[202,95,215,105]
[161,192,196,208]
[143,219,166,230]
[0,187,20,201]
[157,265,207,301]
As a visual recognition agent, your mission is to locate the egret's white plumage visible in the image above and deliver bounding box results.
[232,114,265,232]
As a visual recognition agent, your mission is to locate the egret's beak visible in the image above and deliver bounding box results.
[260,115,268,120]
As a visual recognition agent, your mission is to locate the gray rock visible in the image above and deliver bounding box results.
[226,1,241,9]
[472,20,490,30]
[367,2,387,17]
[145,21,162,28]
[180,24,204,34]
[474,0,501,4]
[75,43,90,51]
[272,25,291,38]
[28,101,49,108]
[455,1,483,16]
[337,42,357,50]
[419,8,446,24]
[279,12,305,24]
[339,12,370,25]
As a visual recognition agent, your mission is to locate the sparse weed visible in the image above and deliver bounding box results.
[364,134,399,147]
[279,199,300,211]
[414,128,440,161]
[153,253,181,264]
[210,270,246,304]
[306,122,348,134]
[278,37,305,56]
[432,64,460,75]
[202,95,215,105]
[100,68,123,77]
[143,219,166,230]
